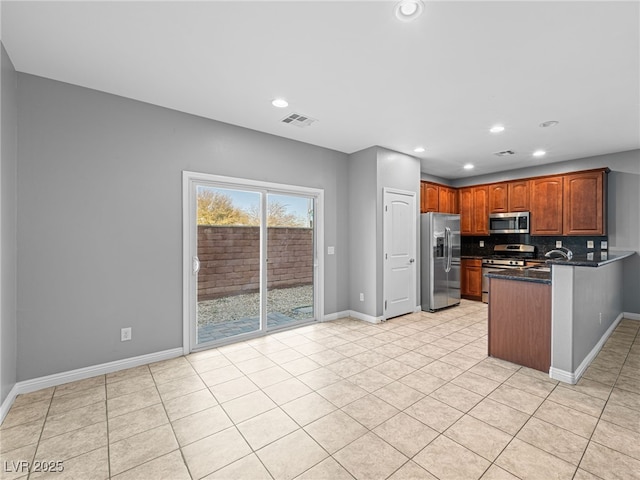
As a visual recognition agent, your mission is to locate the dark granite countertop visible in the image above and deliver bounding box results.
[484,268,551,285]
[461,255,484,259]
[545,250,636,267]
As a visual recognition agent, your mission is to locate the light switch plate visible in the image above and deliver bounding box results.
[479,241,485,247]
[587,252,594,260]
[587,240,594,249]
[601,240,608,250]
[555,241,562,248]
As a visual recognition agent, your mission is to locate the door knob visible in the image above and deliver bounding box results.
[409,258,415,263]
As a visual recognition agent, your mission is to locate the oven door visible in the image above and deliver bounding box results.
[482,265,524,303]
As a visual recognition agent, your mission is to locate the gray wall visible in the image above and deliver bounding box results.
[551,261,624,375]
[1,43,18,404]
[449,150,640,313]
[347,147,378,317]
[572,261,624,370]
[17,73,350,381]
[347,146,421,319]
[376,148,421,315]
[420,172,452,185]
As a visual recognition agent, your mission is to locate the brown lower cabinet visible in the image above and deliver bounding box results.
[461,258,482,300]
[488,278,551,372]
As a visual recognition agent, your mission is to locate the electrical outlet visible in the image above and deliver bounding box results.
[555,240,562,248]
[587,240,594,249]
[359,293,364,302]
[121,327,132,342]
[479,241,485,247]
[599,313,602,325]
[327,246,335,255]
[587,252,594,260]
[601,240,608,250]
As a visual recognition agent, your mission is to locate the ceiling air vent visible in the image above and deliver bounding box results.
[281,113,317,128]
[494,150,516,157]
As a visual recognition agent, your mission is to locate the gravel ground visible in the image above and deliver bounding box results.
[198,285,314,326]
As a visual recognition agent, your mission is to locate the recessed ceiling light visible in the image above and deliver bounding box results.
[271,98,289,108]
[533,150,546,157]
[394,0,424,21]
[414,146,425,153]
[463,164,474,170]
[539,120,559,128]
[489,125,505,134]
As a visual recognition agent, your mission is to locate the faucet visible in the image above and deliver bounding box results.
[545,246,573,260]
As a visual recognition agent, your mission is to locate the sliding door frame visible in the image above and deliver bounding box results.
[182,171,324,355]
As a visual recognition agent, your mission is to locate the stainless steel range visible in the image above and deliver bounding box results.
[481,244,536,303]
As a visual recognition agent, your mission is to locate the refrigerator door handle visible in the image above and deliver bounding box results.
[444,227,453,273]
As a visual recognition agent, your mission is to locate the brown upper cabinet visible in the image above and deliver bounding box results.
[530,176,564,235]
[472,186,489,235]
[459,188,473,234]
[459,186,489,235]
[439,186,458,214]
[529,169,608,236]
[508,180,530,212]
[488,183,508,213]
[489,180,529,213]
[420,181,458,214]
[563,170,607,235]
[421,182,439,213]
[424,168,606,236]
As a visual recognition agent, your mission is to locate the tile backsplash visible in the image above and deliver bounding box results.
[461,234,608,258]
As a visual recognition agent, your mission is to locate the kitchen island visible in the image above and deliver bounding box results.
[486,250,636,383]
[486,269,552,372]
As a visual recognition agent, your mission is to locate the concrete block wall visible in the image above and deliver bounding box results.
[197,226,313,300]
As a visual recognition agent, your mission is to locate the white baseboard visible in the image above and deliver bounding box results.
[322,310,350,322]
[624,312,640,321]
[548,367,575,384]
[0,348,183,425]
[323,309,383,324]
[550,313,624,385]
[347,310,383,324]
[0,384,20,425]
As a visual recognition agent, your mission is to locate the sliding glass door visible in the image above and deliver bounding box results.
[266,193,315,330]
[183,173,323,351]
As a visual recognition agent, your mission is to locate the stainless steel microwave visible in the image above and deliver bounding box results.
[489,212,530,234]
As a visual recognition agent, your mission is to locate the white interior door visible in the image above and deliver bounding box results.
[383,188,417,319]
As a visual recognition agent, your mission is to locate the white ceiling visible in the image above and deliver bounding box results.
[2,1,639,179]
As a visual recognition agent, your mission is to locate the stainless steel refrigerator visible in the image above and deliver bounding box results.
[421,212,461,312]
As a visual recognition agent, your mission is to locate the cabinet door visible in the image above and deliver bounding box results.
[530,176,563,235]
[438,187,449,213]
[472,186,489,235]
[424,183,439,213]
[438,186,457,213]
[461,259,482,299]
[508,180,530,212]
[459,188,473,235]
[489,184,508,213]
[447,187,459,214]
[563,171,606,235]
[467,265,482,297]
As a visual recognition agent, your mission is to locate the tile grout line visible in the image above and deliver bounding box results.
[570,324,640,478]
[5,306,638,480]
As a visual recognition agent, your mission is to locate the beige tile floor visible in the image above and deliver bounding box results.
[1,300,639,480]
